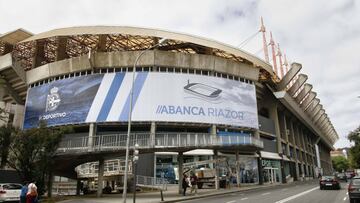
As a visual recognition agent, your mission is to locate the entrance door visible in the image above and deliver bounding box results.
[263,167,279,184]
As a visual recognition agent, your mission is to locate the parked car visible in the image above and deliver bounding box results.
[348,177,360,203]
[0,183,22,202]
[337,173,348,182]
[319,175,340,190]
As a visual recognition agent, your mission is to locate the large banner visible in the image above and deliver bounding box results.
[24,72,258,129]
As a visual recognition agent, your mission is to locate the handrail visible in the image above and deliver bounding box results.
[57,133,263,154]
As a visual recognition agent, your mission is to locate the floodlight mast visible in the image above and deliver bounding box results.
[122,38,168,203]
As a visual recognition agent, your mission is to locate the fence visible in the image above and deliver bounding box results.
[57,133,263,153]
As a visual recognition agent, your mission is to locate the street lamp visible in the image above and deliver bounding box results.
[122,38,168,203]
[133,144,139,203]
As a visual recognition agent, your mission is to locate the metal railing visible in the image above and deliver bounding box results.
[136,175,168,190]
[57,133,263,153]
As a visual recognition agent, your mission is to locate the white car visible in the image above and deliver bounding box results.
[0,183,22,202]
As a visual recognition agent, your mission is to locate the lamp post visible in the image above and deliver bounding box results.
[122,38,168,203]
[133,144,139,203]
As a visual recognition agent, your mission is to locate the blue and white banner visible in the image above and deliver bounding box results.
[24,72,258,129]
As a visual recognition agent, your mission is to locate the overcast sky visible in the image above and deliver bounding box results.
[1,0,359,148]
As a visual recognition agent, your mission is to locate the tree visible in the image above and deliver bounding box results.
[348,125,360,169]
[0,125,16,169]
[7,122,72,195]
[332,156,349,172]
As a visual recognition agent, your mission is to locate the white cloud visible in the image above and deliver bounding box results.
[1,0,358,148]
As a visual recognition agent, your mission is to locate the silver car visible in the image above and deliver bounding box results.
[0,183,22,202]
[349,177,360,203]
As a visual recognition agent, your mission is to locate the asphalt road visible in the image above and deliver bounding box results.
[182,181,351,203]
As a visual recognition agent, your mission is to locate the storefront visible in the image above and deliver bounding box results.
[260,151,282,184]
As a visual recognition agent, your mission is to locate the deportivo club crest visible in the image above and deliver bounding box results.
[46,87,61,112]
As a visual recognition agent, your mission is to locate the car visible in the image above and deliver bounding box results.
[0,183,22,202]
[348,177,360,203]
[337,173,348,182]
[319,175,340,190]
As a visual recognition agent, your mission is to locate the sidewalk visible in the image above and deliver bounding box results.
[58,180,317,203]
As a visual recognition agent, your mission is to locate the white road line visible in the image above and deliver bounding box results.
[281,188,288,191]
[344,196,348,201]
[274,186,318,203]
[346,192,348,195]
[262,192,271,195]
[226,201,236,203]
[240,198,248,201]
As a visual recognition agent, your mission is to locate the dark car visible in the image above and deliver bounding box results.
[319,175,340,190]
[337,173,348,182]
[348,177,360,203]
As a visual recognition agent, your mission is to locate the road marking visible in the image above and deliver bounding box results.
[281,188,288,191]
[274,186,318,203]
[346,192,348,195]
[226,201,236,203]
[262,192,271,195]
[240,198,248,200]
[344,196,347,201]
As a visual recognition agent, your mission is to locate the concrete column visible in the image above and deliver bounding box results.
[97,159,104,197]
[150,122,156,147]
[235,151,240,187]
[178,152,184,195]
[210,124,217,138]
[257,151,264,185]
[289,120,299,181]
[214,150,220,190]
[268,104,282,154]
[88,123,96,151]
[76,179,81,195]
[47,171,54,197]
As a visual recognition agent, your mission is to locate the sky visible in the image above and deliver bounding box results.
[0,0,359,148]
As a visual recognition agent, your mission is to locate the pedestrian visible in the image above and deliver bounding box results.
[182,174,189,196]
[26,183,38,203]
[190,172,198,194]
[20,181,29,203]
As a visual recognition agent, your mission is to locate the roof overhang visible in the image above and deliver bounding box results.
[273,91,334,150]
[0,29,33,45]
[19,26,274,75]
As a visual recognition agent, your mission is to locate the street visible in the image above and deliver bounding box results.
[182,181,351,203]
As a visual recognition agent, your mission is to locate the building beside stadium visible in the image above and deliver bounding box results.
[0,26,338,195]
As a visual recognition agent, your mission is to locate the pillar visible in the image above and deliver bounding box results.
[47,171,54,197]
[88,123,96,151]
[97,159,104,197]
[289,120,299,181]
[76,179,81,195]
[257,151,264,185]
[178,152,184,195]
[150,122,156,147]
[235,151,240,187]
[214,150,219,190]
[269,104,284,183]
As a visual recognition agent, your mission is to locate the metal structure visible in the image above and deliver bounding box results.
[57,133,264,154]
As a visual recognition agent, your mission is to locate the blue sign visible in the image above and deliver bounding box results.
[24,74,103,129]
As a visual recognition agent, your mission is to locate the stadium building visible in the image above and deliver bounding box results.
[0,26,338,194]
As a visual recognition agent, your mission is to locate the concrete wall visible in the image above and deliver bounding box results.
[26,50,259,84]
